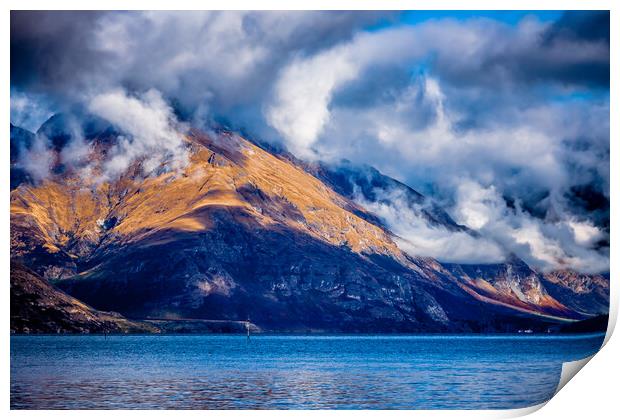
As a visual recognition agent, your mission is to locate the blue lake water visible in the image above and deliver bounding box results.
[10,333,604,409]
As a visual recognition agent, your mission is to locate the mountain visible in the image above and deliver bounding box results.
[10,124,34,161]
[10,124,35,189]
[541,271,610,316]
[11,263,258,334]
[308,159,465,231]
[11,262,157,333]
[9,116,609,333]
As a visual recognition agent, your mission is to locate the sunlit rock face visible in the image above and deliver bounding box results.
[10,118,609,332]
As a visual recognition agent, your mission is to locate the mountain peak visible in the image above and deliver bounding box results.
[10,124,609,332]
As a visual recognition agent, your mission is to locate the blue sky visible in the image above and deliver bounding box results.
[400,10,564,25]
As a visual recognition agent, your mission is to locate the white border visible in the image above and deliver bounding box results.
[3,1,617,418]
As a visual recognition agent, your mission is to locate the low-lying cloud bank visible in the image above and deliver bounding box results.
[10,11,609,273]
[354,187,507,265]
[452,181,608,273]
[12,88,189,184]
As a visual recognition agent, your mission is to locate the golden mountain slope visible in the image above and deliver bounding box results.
[11,130,405,265]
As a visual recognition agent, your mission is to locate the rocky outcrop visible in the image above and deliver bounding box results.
[10,262,158,334]
[443,259,581,319]
[541,271,610,316]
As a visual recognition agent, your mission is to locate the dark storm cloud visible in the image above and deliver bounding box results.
[545,10,609,43]
[540,10,610,87]
[500,10,610,88]
[431,11,609,89]
[10,10,395,106]
[11,11,109,94]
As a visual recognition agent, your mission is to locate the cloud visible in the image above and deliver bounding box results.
[55,116,91,170]
[13,112,90,182]
[265,13,608,156]
[266,45,359,158]
[426,12,609,90]
[10,90,55,132]
[320,75,569,190]
[16,134,54,182]
[266,25,430,156]
[87,89,189,181]
[280,50,608,272]
[452,181,609,273]
[12,91,190,184]
[10,11,609,272]
[11,11,394,110]
[10,11,108,96]
[354,186,506,264]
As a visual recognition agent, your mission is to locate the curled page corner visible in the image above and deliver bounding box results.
[496,351,600,420]
[548,270,620,402]
[555,355,596,395]
[495,401,548,418]
[603,294,617,348]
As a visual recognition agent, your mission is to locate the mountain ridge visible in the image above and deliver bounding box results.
[9,115,609,332]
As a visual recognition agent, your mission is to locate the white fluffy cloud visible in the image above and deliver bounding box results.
[452,181,609,273]
[266,48,358,158]
[355,187,506,264]
[17,134,54,182]
[87,89,189,181]
[266,25,429,157]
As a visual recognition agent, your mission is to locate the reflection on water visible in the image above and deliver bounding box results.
[11,334,604,409]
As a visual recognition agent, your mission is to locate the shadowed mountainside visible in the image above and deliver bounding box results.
[10,263,157,333]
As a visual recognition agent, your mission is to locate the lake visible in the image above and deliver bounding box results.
[10,333,605,409]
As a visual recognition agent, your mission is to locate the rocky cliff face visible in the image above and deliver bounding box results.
[541,271,609,316]
[9,116,609,332]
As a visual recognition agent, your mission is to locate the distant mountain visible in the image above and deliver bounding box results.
[10,124,35,189]
[35,110,119,149]
[541,270,610,316]
[309,160,464,231]
[10,123,34,161]
[9,115,609,333]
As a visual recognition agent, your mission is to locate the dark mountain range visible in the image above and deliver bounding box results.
[9,115,609,333]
